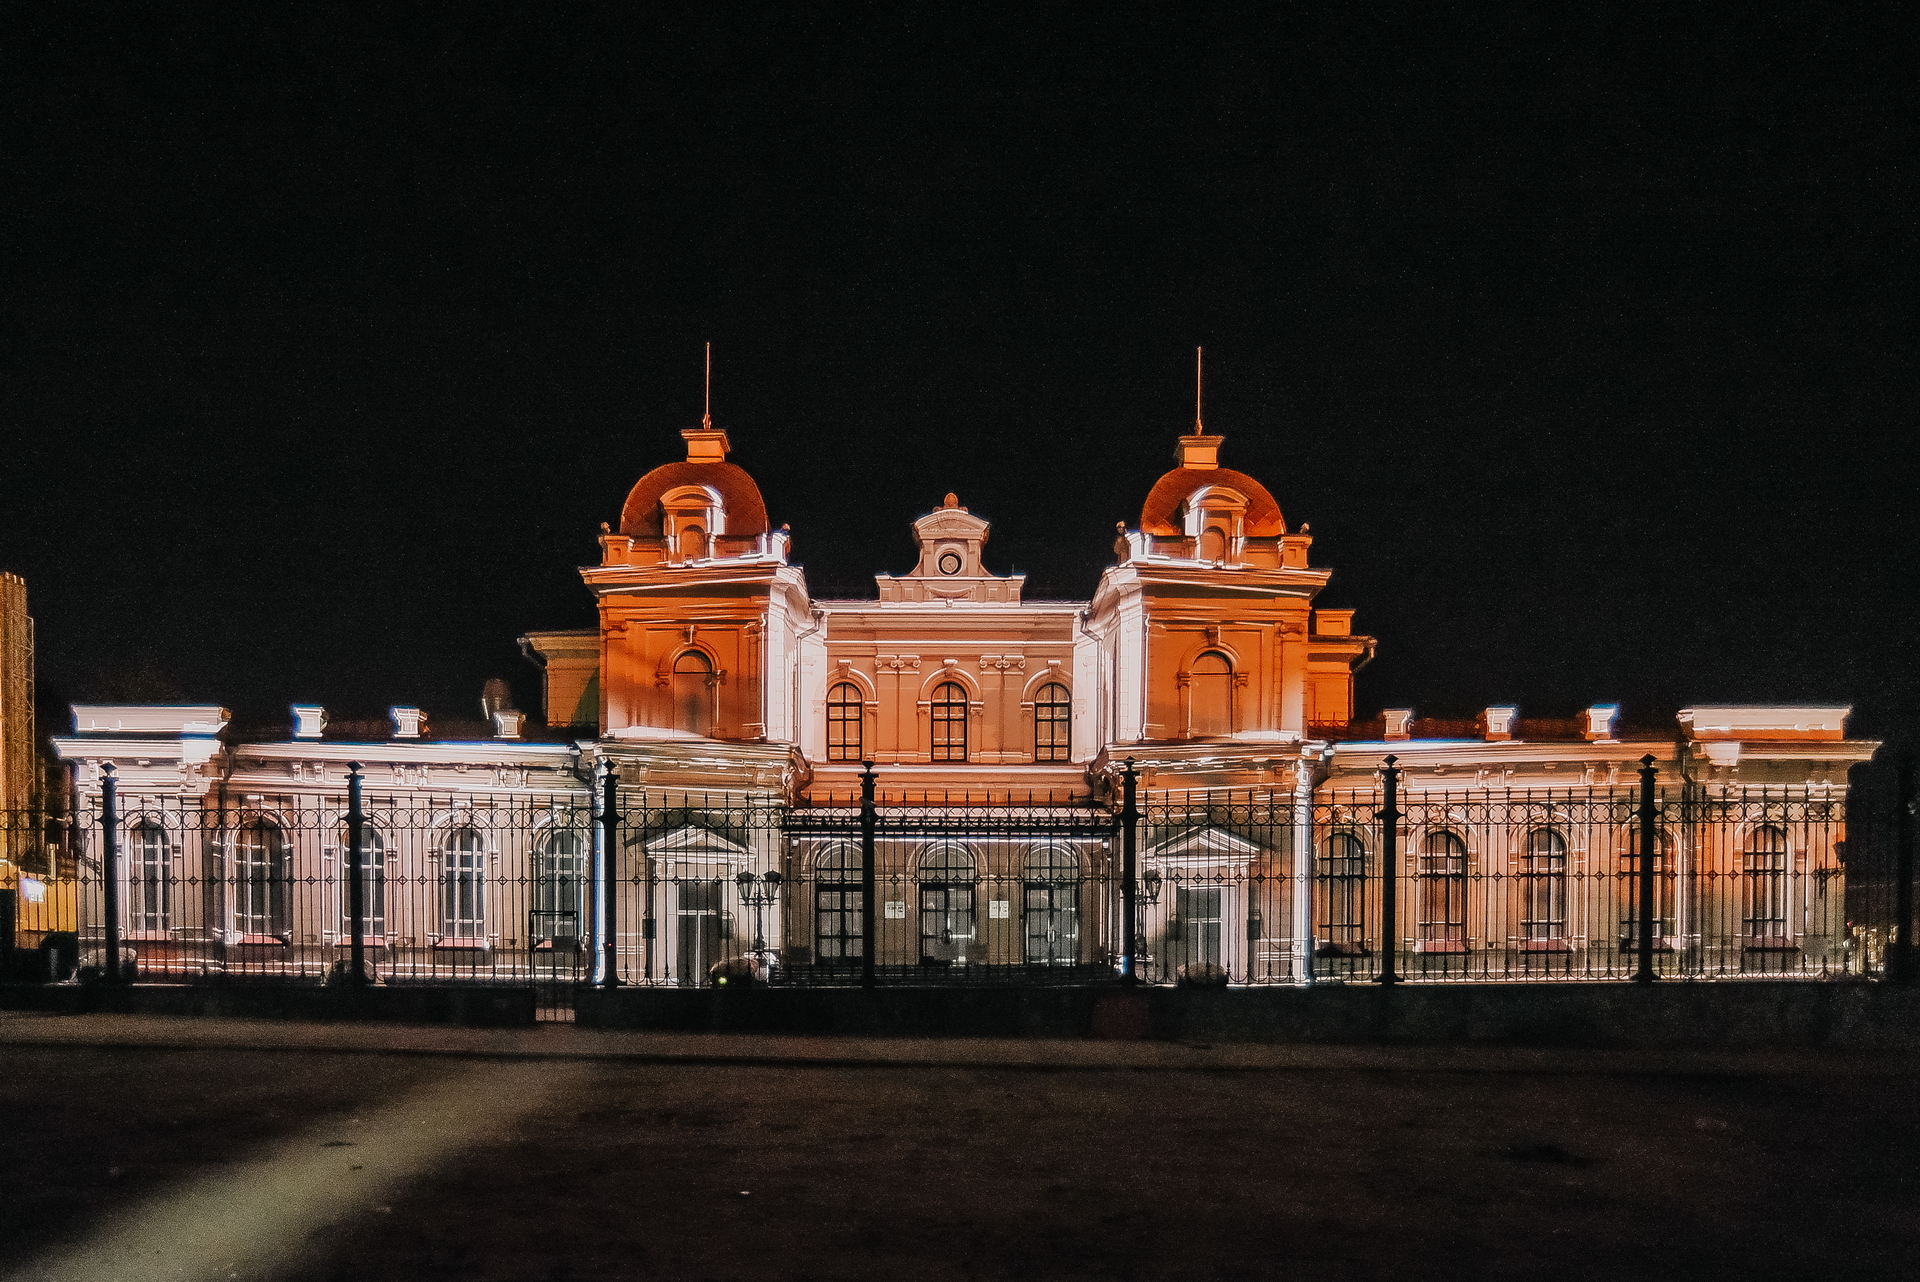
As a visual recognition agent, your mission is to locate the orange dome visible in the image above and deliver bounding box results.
[619,460,770,537]
[1139,467,1285,537]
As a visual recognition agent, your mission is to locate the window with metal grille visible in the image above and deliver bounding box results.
[1318,832,1366,946]
[129,821,171,933]
[1417,830,1466,943]
[930,682,968,762]
[339,826,387,941]
[814,843,864,961]
[233,819,288,938]
[1743,825,1790,940]
[827,682,863,761]
[1033,682,1071,762]
[441,827,487,939]
[919,843,976,963]
[1023,844,1079,963]
[533,828,583,945]
[1521,829,1568,941]
[1619,829,1673,948]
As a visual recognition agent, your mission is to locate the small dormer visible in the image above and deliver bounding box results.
[1181,484,1249,564]
[660,482,725,562]
[875,494,1026,603]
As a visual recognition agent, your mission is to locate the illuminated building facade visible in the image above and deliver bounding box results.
[50,414,1879,983]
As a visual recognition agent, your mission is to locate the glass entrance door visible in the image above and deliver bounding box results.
[677,879,724,985]
[1171,886,1224,972]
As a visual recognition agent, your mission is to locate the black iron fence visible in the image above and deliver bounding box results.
[3,759,1912,991]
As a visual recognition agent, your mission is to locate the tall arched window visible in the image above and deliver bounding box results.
[442,827,487,940]
[678,522,708,561]
[340,826,387,941]
[1033,682,1071,762]
[826,682,863,761]
[129,821,171,933]
[1318,832,1366,952]
[930,682,969,762]
[533,828,584,945]
[672,650,714,736]
[1522,829,1568,942]
[1188,651,1232,738]
[1620,829,1673,949]
[234,819,289,938]
[918,844,976,964]
[814,843,864,963]
[1417,830,1466,947]
[1023,844,1079,964]
[1743,825,1789,941]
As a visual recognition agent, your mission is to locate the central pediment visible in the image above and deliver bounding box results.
[873,493,1026,604]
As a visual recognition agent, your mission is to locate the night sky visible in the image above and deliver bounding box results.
[4,7,1914,756]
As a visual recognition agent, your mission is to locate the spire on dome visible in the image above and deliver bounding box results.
[1177,345,1223,467]
[683,341,729,462]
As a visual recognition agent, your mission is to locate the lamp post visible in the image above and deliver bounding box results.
[734,869,783,956]
[1137,866,1163,982]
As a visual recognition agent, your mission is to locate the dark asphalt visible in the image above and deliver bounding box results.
[3,1014,1916,1281]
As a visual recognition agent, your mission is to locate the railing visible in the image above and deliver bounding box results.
[3,758,1912,989]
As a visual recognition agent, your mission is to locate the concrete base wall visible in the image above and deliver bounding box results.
[576,982,1920,1050]
[0,983,537,1027]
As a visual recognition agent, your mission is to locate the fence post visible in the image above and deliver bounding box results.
[591,759,620,988]
[100,762,121,984]
[1636,753,1659,984]
[1891,752,1915,986]
[860,762,877,988]
[346,763,367,986]
[1120,757,1139,986]
[1375,755,1402,984]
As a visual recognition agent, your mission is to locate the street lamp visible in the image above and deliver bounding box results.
[734,869,783,954]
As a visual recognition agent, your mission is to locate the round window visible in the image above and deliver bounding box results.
[938,552,962,575]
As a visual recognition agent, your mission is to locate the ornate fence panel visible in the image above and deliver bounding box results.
[8,770,1907,991]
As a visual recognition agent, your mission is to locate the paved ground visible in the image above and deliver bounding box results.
[3,1013,1917,1281]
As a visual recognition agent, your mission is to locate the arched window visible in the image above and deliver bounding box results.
[1317,832,1366,952]
[918,844,976,964]
[1620,829,1673,949]
[533,828,584,945]
[678,522,707,561]
[1522,829,1568,942]
[1417,830,1466,946]
[814,843,864,963]
[1743,825,1789,941]
[1188,651,1232,738]
[1033,682,1071,762]
[441,827,487,940]
[339,825,387,941]
[1197,526,1227,562]
[234,819,289,938]
[672,650,714,737]
[1023,844,1080,964]
[826,682,863,762]
[930,682,969,762]
[129,821,171,933]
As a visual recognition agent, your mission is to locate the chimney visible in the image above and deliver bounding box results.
[390,706,426,739]
[291,705,326,740]
[1383,709,1414,741]
[1584,704,1619,741]
[1482,706,1518,742]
